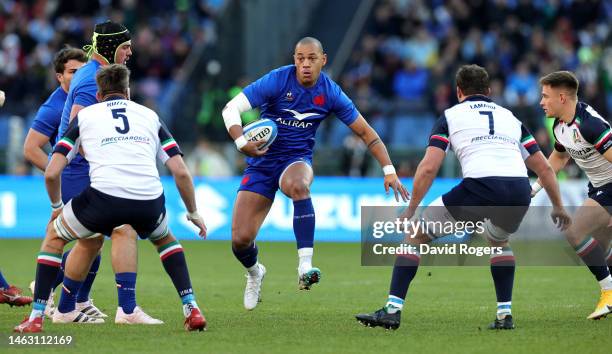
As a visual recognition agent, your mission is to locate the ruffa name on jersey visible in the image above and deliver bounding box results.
[106,100,128,108]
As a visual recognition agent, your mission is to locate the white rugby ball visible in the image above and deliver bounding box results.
[243,118,278,149]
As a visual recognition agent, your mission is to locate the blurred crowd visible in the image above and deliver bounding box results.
[1,0,611,179]
[338,0,611,177]
[0,0,221,124]
[0,0,224,175]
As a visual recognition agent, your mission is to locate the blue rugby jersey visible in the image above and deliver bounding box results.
[58,60,101,174]
[242,65,359,167]
[31,86,67,147]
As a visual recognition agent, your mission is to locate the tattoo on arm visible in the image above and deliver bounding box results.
[367,138,381,149]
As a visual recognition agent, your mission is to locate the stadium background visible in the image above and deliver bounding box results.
[0,0,610,239]
[0,1,611,353]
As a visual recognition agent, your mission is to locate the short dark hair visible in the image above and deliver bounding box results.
[295,37,324,53]
[96,64,130,97]
[53,47,87,74]
[539,71,579,97]
[455,64,490,96]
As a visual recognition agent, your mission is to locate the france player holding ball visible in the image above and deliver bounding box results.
[222,37,409,310]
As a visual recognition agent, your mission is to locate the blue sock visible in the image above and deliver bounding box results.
[293,198,315,249]
[232,243,259,269]
[52,251,71,291]
[181,293,196,305]
[57,276,82,313]
[115,272,137,314]
[76,254,101,303]
[389,252,421,300]
[0,270,9,289]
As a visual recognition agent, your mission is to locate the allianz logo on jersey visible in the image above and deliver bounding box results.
[100,135,151,146]
[275,109,319,128]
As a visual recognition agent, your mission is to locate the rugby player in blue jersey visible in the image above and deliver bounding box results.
[21,21,162,327]
[23,46,106,319]
[49,21,203,326]
[222,37,409,310]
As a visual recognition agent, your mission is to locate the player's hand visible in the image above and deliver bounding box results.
[186,211,207,239]
[550,206,571,231]
[240,140,269,157]
[384,174,409,202]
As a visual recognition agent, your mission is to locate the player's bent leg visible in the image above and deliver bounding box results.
[232,191,273,310]
[591,226,612,276]
[279,161,320,290]
[111,225,161,325]
[566,199,612,319]
[15,220,70,332]
[42,204,106,325]
[355,225,431,330]
[110,225,162,325]
[56,237,107,321]
[486,235,516,330]
[150,230,206,331]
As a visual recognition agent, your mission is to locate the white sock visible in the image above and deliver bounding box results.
[247,263,261,276]
[385,295,404,313]
[298,248,313,274]
[29,309,44,321]
[496,301,512,319]
[182,301,199,317]
[598,274,612,290]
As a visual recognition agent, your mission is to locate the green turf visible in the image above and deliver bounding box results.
[0,239,610,353]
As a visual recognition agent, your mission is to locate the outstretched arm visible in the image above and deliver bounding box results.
[531,149,570,195]
[526,151,565,207]
[525,151,571,230]
[349,114,409,202]
[165,155,207,238]
[405,147,445,218]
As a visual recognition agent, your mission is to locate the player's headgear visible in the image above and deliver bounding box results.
[83,21,131,65]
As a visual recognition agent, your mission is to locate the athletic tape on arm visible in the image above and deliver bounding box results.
[222,92,252,131]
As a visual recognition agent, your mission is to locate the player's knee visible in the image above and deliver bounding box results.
[564,229,583,247]
[43,223,67,253]
[285,181,310,200]
[232,228,255,250]
[479,219,511,244]
[112,225,137,240]
[77,236,104,251]
[151,231,175,247]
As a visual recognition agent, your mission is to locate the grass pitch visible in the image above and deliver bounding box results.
[0,239,610,353]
